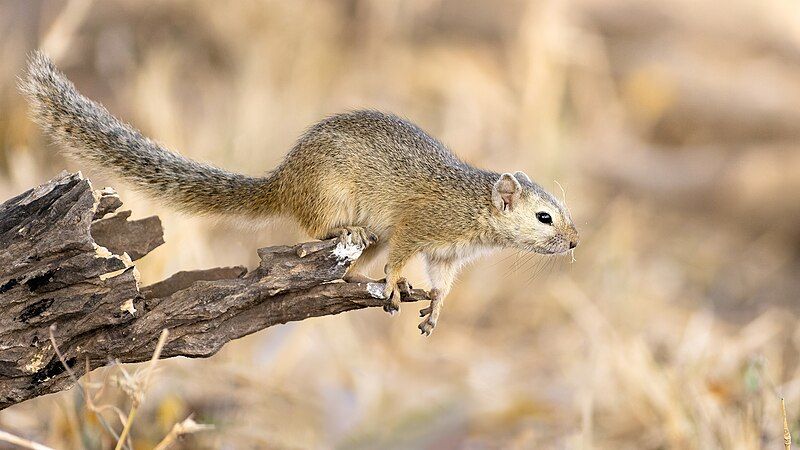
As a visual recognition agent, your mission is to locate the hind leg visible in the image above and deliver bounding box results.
[381,231,418,315]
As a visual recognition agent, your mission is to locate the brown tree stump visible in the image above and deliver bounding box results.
[0,172,428,410]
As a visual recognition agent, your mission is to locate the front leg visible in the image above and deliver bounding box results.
[418,255,459,336]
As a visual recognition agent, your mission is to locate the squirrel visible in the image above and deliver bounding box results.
[21,51,579,336]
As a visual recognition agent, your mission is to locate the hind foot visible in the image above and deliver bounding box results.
[382,277,411,315]
[325,226,378,248]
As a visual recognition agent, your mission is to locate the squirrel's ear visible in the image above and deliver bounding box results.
[492,173,522,212]
[513,171,531,184]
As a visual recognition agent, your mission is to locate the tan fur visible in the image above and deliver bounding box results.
[21,51,579,335]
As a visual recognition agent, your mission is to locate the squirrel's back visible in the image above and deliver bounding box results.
[276,110,499,232]
[281,110,495,217]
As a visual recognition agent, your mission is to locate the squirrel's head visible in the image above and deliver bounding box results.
[490,172,579,254]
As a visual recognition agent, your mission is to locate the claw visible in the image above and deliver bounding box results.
[326,226,378,248]
[419,306,432,317]
[382,278,405,315]
[418,318,435,336]
[397,278,412,295]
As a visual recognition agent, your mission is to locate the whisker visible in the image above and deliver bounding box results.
[514,254,536,275]
[501,252,522,278]
[505,252,535,279]
[490,249,523,268]
[523,255,550,283]
[525,258,552,286]
[554,180,567,204]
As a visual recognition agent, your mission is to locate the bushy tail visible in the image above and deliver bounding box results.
[20,51,279,217]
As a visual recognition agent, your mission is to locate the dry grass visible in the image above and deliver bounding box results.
[1,0,800,448]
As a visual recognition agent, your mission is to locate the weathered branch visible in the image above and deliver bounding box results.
[0,172,429,410]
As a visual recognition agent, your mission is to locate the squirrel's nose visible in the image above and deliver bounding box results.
[569,241,577,249]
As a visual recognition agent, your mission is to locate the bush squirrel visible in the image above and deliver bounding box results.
[21,51,579,335]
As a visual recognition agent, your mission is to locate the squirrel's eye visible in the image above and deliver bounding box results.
[536,212,553,225]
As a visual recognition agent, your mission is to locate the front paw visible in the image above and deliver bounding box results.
[382,277,411,315]
[418,288,443,336]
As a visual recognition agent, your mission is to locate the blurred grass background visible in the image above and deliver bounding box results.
[1,0,800,448]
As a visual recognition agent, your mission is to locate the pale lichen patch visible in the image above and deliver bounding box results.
[332,241,363,265]
[25,344,52,373]
[367,282,386,299]
[120,299,137,316]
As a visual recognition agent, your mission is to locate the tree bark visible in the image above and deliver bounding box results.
[0,172,429,410]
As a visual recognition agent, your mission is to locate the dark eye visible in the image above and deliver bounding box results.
[536,212,553,225]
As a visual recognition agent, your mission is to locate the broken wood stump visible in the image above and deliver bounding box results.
[0,172,429,410]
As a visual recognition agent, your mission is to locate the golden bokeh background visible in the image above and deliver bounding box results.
[1,0,800,448]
